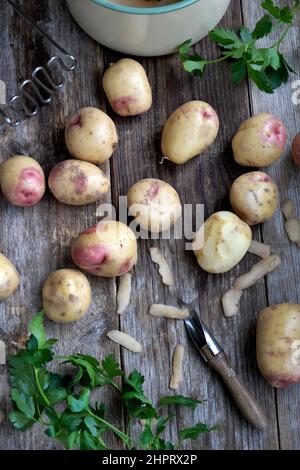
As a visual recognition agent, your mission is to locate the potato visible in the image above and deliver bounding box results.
[230,171,279,225]
[232,113,287,167]
[127,178,182,233]
[48,159,110,206]
[42,269,91,323]
[0,253,19,301]
[193,211,252,274]
[257,304,300,388]
[161,101,219,164]
[291,132,300,167]
[0,155,45,207]
[71,221,138,277]
[103,58,152,117]
[65,107,118,164]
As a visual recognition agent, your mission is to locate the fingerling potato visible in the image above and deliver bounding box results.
[103,58,152,116]
[42,269,91,323]
[0,155,45,207]
[65,107,118,164]
[49,160,110,206]
[71,221,138,277]
[0,253,19,301]
[193,211,252,273]
[127,178,182,233]
[230,171,279,225]
[232,113,287,167]
[161,101,219,164]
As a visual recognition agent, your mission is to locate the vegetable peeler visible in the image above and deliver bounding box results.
[181,299,268,430]
[0,0,76,127]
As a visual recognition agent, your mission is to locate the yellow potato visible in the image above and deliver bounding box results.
[193,211,252,274]
[48,159,110,206]
[71,221,138,277]
[0,253,19,301]
[161,101,219,164]
[230,171,279,225]
[103,58,152,116]
[65,107,118,164]
[232,113,287,167]
[0,155,45,207]
[257,304,300,388]
[42,269,91,323]
[127,178,182,233]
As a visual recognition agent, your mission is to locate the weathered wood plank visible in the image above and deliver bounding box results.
[105,0,279,450]
[242,0,300,451]
[0,0,122,450]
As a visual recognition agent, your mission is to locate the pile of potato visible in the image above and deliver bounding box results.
[0,57,299,391]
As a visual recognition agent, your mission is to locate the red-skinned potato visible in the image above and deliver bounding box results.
[257,304,300,388]
[193,211,252,274]
[42,269,91,323]
[49,160,110,206]
[230,171,279,225]
[71,221,138,277]
[0,155,45,207]
[232,113,287,167]
[65,107,118,164]
[127,178,182,233]
[292,132,300,167]
[103,58,152,116]
[0,253,19,301]
[161,101,219,164]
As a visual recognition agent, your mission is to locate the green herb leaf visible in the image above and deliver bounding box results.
[179,39,193,56]
[140,423,154,448]
[102,354,123,379]
[247,65,274,93]
[67,389,90,413]
[11,389,35,418]
[9,411,35,431]
[180,422,219,441]
[209,28,241,48]
[158,395,204,410]
[261,0,296,23]
[253,14,273,39]
[239,26,253,44]
[231,59,247,84]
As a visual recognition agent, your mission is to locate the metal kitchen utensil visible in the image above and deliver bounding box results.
[181,299,268,430]
[0,0,76,127]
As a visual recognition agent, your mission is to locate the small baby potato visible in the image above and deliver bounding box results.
[0,253,19,301]
[291,132,300,167]
[103,58,152,116]
[42,269,91,323]
[0,155,45,207]
[257,304,300,388]
[71,221,138,277]
[232,113,287,167]
[49,159,110,206]
[161,101,219,164]
[65,107,118,164]
[193,211,252,274]
[127,178,182,233]
[230,171,279,225]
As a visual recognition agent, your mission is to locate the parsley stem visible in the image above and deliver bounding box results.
[34,367,51,407]
[205,54,231,65]
[87,409,132,447]
[274,24,293,48]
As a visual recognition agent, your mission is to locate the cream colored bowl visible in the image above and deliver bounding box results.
[66,0,231,57]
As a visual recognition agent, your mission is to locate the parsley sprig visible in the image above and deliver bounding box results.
[179,0,300,93]
[8,312,217,450]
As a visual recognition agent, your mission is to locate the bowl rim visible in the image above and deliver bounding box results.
[90,0,200,15]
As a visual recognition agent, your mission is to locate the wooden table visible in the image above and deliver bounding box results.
[0,0,299,451]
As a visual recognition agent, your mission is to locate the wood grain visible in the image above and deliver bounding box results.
[0,0,298,450]
[242,0,300,451]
